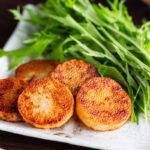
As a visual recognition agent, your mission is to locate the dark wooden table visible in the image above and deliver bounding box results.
[0,0,149,150]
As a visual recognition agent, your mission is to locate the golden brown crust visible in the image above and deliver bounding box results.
[0,78,28,122]
[15,60,59,82]
[18,77,74,129]
[76,77,131,131]
[51,59,99,97]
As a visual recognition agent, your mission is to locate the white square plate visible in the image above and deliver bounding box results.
[0,5,150,150]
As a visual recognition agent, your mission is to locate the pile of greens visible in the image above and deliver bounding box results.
[0,0,150,124]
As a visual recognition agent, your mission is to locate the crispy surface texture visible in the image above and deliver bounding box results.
[51,59,99,97]
[15,60,59,82]
[0,78,28,122]
[76,77,131,131]
[18,77,74,129]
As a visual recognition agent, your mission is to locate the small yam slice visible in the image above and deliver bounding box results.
[18,77,74,129]
[0,78,28,122]
[76,77,131,131]
[51,59,99,97]
[15,60,59,82]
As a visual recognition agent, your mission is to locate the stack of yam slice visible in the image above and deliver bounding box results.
[0,59,131,131]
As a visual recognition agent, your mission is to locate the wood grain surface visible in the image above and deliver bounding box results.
[0,0,149,150]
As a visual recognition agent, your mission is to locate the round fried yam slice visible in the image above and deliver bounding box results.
[0,78,28,122]
[15,59,59,82]
[51,59,99,97]
[76,77,131,131]
[18,77,74,129]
